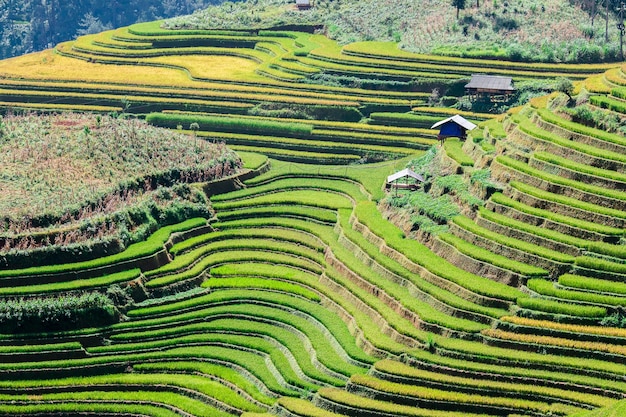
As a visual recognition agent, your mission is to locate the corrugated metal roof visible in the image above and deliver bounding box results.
[465,74,515,91]
[387,168,424,184]
[296,0,310,5]
[431,114,477,131]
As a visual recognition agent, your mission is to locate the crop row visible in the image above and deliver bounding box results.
[483,328,626,361]
[513,114,626,166]
[338,209,506,319]
[0,76,414,108]
[372,358,612,408]
[124,287,374,367]
[229,144,362,164]
[491,192,623,237]
[192,130,416,161]
[355,201,523,303]
[443,138,475,167]
[348,373,581,415]
[111,317,346,387]
[437,232,548,277]
[452,215,575,264]
[0,218,206,279]
[342,41,616,74]
[495,155,626,206]
[305,38,591,81]
[533,151,626,186]
[169,227,324,256]
[509,181,626,222]
[211,177,367,203]
[332,214,486,334]
[537,108,626,149]
[517,296,607,318]
[528,278,626,308]
[500,316,626,340]
[0,372,263,414]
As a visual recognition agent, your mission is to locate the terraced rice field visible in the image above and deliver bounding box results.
[2,17,626,417]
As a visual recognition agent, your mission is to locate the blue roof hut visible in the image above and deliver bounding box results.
[431,115,477,144]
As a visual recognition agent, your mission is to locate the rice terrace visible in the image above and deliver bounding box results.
[4,0,626,416]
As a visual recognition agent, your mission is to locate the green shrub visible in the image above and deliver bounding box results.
[0,292,117,333]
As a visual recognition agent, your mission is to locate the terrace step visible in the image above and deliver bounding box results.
[371,359,609,409]
[533,112,626,155]
[337,229,495,325]
[506,122,626,173]
[476,208,582,256]
[491,158,626,212]
[491,196,623,242]
[529,156,626,192]
[345,375,578,416]
[426,234,526,287]
[350,216,511,310]
[506,183,626,230]
[449,222,572,278]
[324,249,475,339]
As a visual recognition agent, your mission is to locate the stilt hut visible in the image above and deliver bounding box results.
[465,74,515,102]
[386,168,424,192]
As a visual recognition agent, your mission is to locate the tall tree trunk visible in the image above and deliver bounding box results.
[592,0,596,28]
[607,0,610,42]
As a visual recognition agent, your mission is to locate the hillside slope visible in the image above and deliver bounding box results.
[0,14,626,417]
[0,0,222,60]
[167,0,623,63]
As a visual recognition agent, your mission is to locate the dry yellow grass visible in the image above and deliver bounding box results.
[0,48,261,85]
[483,329,626,357]
[501,316,626,339]
[581,73,612,94]
[142,55,263,82]
[603,68,626,87]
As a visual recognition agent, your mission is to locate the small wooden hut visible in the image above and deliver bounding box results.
[465,74,515,101]
[431,115,477,144]
[386,168,424,191]
[296,0,312,10]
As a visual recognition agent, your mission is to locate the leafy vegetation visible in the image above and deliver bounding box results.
[167,0,624,63]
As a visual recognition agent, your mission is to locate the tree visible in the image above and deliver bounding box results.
[76,12,112,37]
[578,0,601,29]
[451,0,466,19]
[555,77,574,103]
